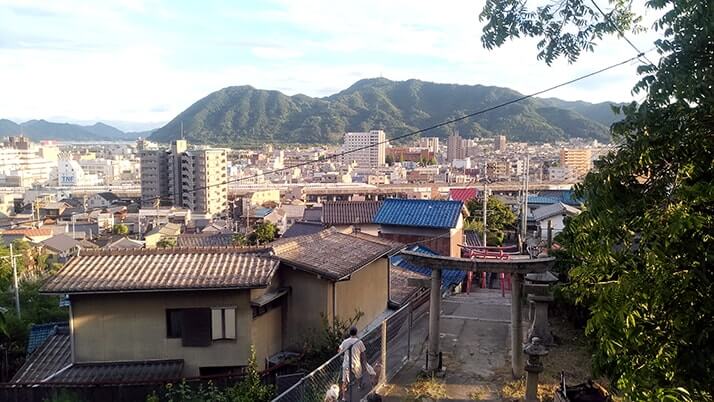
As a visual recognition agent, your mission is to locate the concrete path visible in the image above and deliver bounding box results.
[379,289,527,401]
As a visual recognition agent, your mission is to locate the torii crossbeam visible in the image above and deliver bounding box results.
[399,250,555,377]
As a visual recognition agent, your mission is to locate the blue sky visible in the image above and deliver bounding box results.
[0,0,662,131]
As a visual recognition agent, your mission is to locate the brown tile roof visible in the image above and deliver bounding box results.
[177,233,234,248]
[40,248,278,294]
[49,359,184,384]
[390,265,428,307]
[1,228,53,237]
[271,228,401,281]
[12,328,71,383]
[322,200,383,225]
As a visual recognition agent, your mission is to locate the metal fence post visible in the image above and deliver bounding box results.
[380,320,387,386]
[407,304,413,361]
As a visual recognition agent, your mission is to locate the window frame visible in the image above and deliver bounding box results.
[211,306,237,341]
[166,308,184,339]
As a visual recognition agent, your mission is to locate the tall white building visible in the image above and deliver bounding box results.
[57,160,100,186]
[343,130,386,168]
[0,137,55,187]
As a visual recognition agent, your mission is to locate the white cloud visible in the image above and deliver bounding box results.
[0,0,663,125]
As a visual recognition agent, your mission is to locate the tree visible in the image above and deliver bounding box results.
[113,224,129,235]
[480,1,713,399]
[252,222,278,245]
[156,237,176,248]
[465,197,516,246]
[385,154,395,166]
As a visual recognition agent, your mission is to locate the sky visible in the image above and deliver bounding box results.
[0,0,662,131]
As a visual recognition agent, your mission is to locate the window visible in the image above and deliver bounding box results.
[211,307,236,340]
[166,309,183,338]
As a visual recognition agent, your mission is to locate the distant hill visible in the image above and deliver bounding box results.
[150,78,623,145]
[0,119,142,141]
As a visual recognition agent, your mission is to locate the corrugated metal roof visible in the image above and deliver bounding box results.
[12,328,71,383]
[374,199,464,229]
[322,201,383,225]
[41,248,278,294]
[50,360,184,384]
[271,228,400,281]
[390,245,466,289]
[177,233,234,247]
[27,322,68,354]
[449,188,478,202]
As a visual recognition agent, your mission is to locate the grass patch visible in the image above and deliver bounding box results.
[406,375,447,401]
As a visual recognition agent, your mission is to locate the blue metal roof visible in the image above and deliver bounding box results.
[390,245,466,289]
[528,190,582,206]
[527,195,561,205]
[27,321,68,354]
[374,199,464,229]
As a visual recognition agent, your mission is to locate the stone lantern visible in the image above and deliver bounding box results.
[523,337,549,402]
[525,271,558,345]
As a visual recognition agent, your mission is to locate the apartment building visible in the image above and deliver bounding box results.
[559,148,592,177]
[140,140,227,216]
[447,133,465,162]
[0,136,56,187]
[342,130,386,168]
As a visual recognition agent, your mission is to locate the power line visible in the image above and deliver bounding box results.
[589,0,657,68]
[0,51,650,230]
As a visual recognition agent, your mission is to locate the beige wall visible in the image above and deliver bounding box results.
[280,268,329,350]
[71,290,255,376]
[334,258,389,329]
[251,306,283,370]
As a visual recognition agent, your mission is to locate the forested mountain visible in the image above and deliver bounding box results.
[0,119,141,141]
[150,78,621,145]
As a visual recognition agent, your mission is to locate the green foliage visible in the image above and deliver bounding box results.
[113,223,129,235]
[147,347,274,402]
[480,0,714,399]
[156,237,177,248]
[300,310,364,371]
[465,196,516,245]
[232,233,248,246]
[385,154,395,166]
[43,389,84,402]
[150,79,617,145]
[250,222,278,245]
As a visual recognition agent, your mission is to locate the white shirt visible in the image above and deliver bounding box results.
[339,336,366,370]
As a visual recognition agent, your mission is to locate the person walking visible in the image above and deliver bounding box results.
[339,326,366,400]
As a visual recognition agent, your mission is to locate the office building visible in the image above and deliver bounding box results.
[495,135,507,151]
[418,137,440,153]
[343,130,386,168]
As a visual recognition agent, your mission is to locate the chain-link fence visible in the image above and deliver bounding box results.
[272,290,431,402]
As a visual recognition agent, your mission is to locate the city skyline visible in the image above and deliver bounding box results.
[0,0,662,130]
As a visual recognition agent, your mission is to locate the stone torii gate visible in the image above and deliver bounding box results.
[400,250,555,377]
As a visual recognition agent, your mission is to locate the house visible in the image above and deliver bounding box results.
[271,229,400,348]
[39,202,72,219]
[321,200,383,235]
[86,192,120,209]
[374,199,467,257]
[530,202,581,234]
[40,234,82,261]
[38,248,281,377]
[0,227,54,244]
[144,222,182,248]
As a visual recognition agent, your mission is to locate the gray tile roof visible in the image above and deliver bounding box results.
[271,228,401,281]
[177,233,234,247]
[322,201,383,225]
[531,202,581,222]
[41,234,82,253]
[41,248,278,294]
[12,328,71,383]
[50,360,184,384]
[281,221,325,238]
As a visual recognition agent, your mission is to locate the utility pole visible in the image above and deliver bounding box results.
[9,244,20,317]
[521,154,530,241]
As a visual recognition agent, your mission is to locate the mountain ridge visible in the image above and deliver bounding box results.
[0,119,146,142]
[150,78,622,145]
